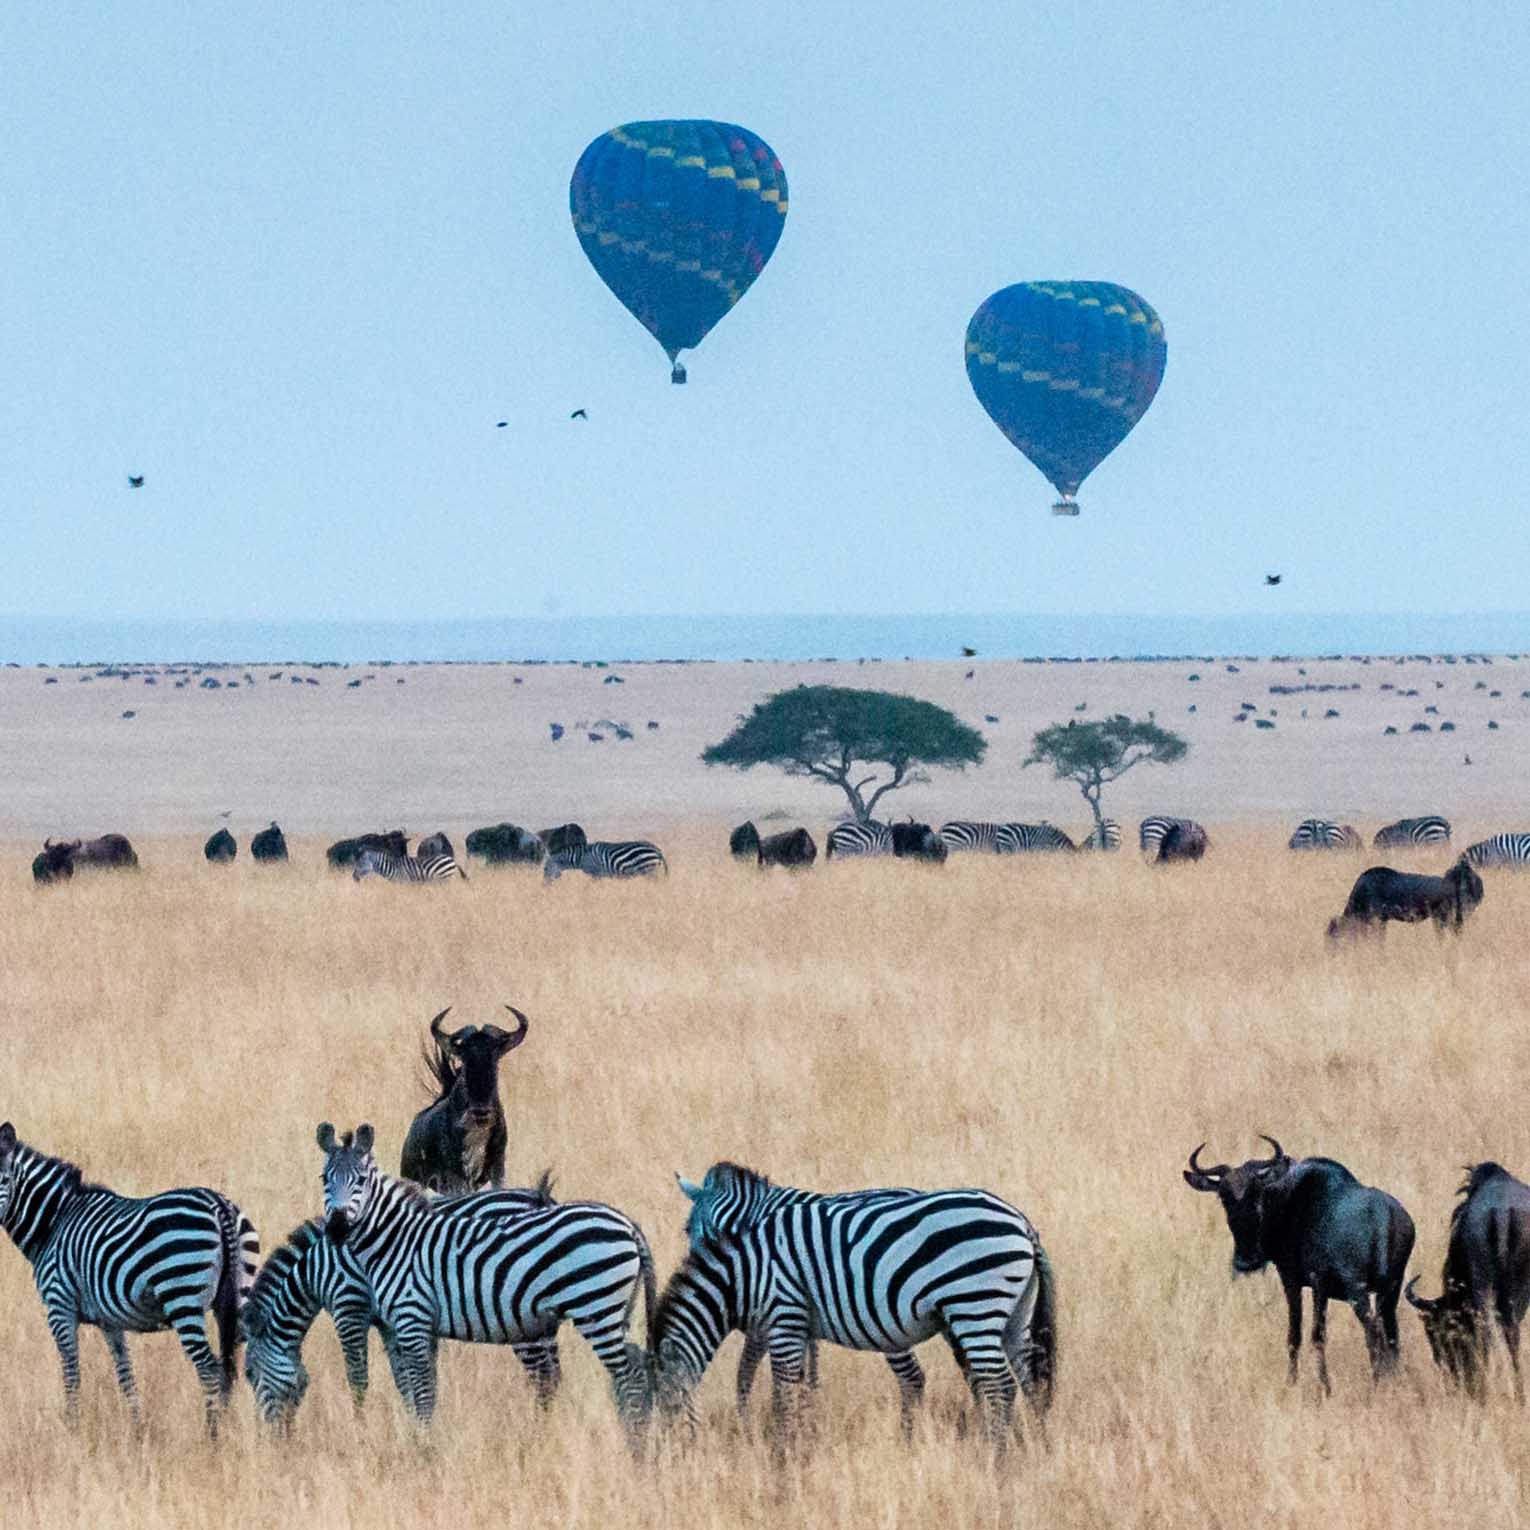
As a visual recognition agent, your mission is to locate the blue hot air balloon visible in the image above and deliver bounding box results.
[966,281,1166,515]
[570,120,788,383]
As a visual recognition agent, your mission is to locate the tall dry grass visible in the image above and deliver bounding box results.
[3,832,1530,1529]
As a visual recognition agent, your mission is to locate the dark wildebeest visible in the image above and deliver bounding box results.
[759,827,817,868]
[32,835,139,883]
[889,821,947,863]
[1184,1136,1414,1392]
[1406,1162,1530,1400]
[250,822,288,862]
[414,831,455,861]
[204,829,237,864]
[399,1006,530,1193]
[1155,821,1209,862]
[729,821,761,861]
[326,831,408,870]
[537,823,587,858]
[1326,856,1484,940]
[464,822,544,865]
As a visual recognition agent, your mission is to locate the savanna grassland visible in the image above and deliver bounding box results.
[5,833,1530,1530]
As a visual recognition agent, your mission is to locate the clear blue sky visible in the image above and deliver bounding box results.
[3,2,1526,625]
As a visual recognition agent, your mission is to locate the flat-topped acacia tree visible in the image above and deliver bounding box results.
[703,685,987,824]
[1024,714,1188,836]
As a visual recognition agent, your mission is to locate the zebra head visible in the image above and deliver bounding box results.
[351,850,381,882]
[675,1161,770,1247]
[648,1234,747,1426]
[241,1243,311,1427]
[318,1123,376,1244]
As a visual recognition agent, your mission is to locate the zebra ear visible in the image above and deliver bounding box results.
[316,1123,337,1153]
[355,1124,375,1155]
[0,1122,15,1158]
[676,1174,702,1201]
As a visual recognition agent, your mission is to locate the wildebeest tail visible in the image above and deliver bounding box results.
[1006,1240,1057,1414]
[213,1198,260,1403]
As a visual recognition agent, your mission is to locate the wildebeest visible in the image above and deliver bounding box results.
[1184,1137,1414,1392]
[1407,1163,1530,1400]
[32,834,139,883]
[537,823,587,857]
[399,1006,530,1193]
[250,823,288,862]
[414,831,455,861]
[1326,857,1484,940]
[889,821,947,862]
[326,831,407,870]
[464,822,545,865]
[759,827,817,868]
[204,829,237,864]
[1155,821,1208,863]
[729,821,761,861]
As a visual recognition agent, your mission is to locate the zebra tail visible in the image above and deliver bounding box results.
[631,1220,658,1346]
[1007,1241,1057,1416]
[213,1201,258,1403]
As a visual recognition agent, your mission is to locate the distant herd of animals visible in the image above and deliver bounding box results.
[4,1003,1529,1451]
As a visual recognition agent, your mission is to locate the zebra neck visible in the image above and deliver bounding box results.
[347,1174,429,1260]
[4,1148,84,1262]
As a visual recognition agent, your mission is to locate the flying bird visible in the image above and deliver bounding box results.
[127,475,144,488]
[961,646,977,657]
[1264,574,1281,586]
[570,408,588,421]
[495,421,508,428]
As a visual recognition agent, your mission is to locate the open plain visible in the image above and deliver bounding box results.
[4,656,1530,1529]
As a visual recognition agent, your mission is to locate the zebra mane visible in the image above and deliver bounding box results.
[243,1217,327,1335]
[14,1140,96,1196]
[706,1160,772,1193]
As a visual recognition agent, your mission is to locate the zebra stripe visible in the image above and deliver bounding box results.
[1139,817,1200,856]
[1372,815,1452,849]
[0,1124,259,1433]
[996,822,1076,854]
[939,821,1003,853]
[353,849,466,883]
[825,822,894,859]
[1464,833,1530,869]
[652,1162,1054,1443]
[1080,819,1122,852]
[243,1182,559,1425]
[318,1126,653,1431]
[1288,819,1363,851]
[542,840,667,881]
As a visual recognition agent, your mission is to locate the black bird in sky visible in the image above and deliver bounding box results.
[961,645,977,657]
[496,421,508,428]
[127,475,144,488]
[1264,573,1281,585]
[570,408,588,421]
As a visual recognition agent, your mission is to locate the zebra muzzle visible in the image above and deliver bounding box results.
[325,1209,352,1245]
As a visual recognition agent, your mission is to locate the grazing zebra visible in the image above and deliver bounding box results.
[1464,833,1530,869]
[825,821,894,859]
[317,1125,653,1432]
[353,848,466,883]
[1080,819,1122,852]
[651,1161,1055,1444]
[542,840,667,881]
[1139,816,1208,860]
[1373,815,1452,850]
[996,821,1076,853]
[0,1122,259,1433]
[1288,819,1363,851]
[243,1179,560,1426]
[939,821,1004,853]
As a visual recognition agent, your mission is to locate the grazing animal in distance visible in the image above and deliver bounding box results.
[1464,833,1530,869]
[729,821,762,861]
[353,847,465,884]
[1183,1137,1414,1393]
[826,821,893,859]
[1288,819,1363,851]
[890,821,947,861]
[414,831,455,862]
[757,827,816,868]
[465,822,545,865]
[1373,815,1452,850]
[1080,819,1122,852]
[326,831,408,870]
[0,1121,259,1434]
[1139,816,1205,861]
[996,822,1074,854]
[32,834,139,883]
[204,828,237,863]
[537,823,586,857]
[939,821,1007,853]
[251,822,288,862]
[1146,819,1208,863]
[1406,1162,1530,1401]
[543,840,666,880]
[400,1007,529,1193]
[1326,857,1484,939]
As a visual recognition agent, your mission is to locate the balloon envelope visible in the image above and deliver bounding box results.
[966,281,1166,511]
[571,120,788,381]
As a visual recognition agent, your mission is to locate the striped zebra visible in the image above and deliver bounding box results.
[1373,815,1452,850]
[825,821,894,858]
[996,821,1076,853]
[243,1179,559,1426]
[0,1121,260,1433]
[317,1125,653,1432]
[353,848,466,883]
[650,1161,1055,1443]
[1139,816,1206,858]
[542,840,666,881]
[1288,819,1363,851]
[1464,833,1530,869]
[938,821,1011,853]
[1080,819,1122,852]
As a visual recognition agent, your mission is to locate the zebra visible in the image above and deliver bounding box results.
[353,848,466,883]
[996,822,1076,854]
[650,1161,1055,1444]
[1288,819,1363,851]
[243,1178,560,1426]
[1080,819,1122,852]
[0,1121,260,1433]
[542,840,667,881]
[1464,833,1530,869]
[317,1124,653,1432]
[1139,816,1205,858]
[938,821,1004,853]
[1373,815,1452,849]
[825,821,893,858]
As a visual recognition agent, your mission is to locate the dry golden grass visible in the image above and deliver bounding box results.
[4,832,1530,1529]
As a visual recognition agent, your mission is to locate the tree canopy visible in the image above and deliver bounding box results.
[703,685,986,823]
[1024,714,1188,831]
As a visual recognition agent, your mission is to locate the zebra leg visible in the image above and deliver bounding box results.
[512,1337,562,1408]
[568,1312,648,1439]
[45,1306,82,1426]
[334,1314,372,1414]
[765,1322,812,1444]
[946,1322,1016,1446]
[885,1350,926,1439]
[101,1328,143,1430]
[164,1300,227,1436]
[736,1330,766,1424]
[388,1327,438,1424]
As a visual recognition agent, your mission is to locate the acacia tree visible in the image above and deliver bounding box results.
[702,685,986,824]
[1024,714,1188,834]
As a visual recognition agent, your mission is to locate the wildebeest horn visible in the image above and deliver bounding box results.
[1405,1275,1439,1313]
[500,1005,530,1049]
[1187,1143,1228,1178]
[428,1007,453,1045]
[1257,1134,1285,1165]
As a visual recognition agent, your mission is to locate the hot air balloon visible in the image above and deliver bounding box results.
[570,120,788,384]
[965,282,1166,515]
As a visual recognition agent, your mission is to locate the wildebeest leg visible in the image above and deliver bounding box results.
[1310,1288,1332,1396]
[1492,1275,1524,1403]
[1280,1272,1304,1384]
[1350,1292,1382,1380]
[1375,1281,1403,1378]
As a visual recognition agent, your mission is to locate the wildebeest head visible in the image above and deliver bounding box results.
[1183,1136,1290,1275]
[430,1005,529,1117]
[416,831,454,861]
[1404,1275,1479,1389]
[34,839,81,882]
[1445,856,1485,916]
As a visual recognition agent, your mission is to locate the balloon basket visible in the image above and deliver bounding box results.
[1051,497,1080,517]
[670,363,687,385]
